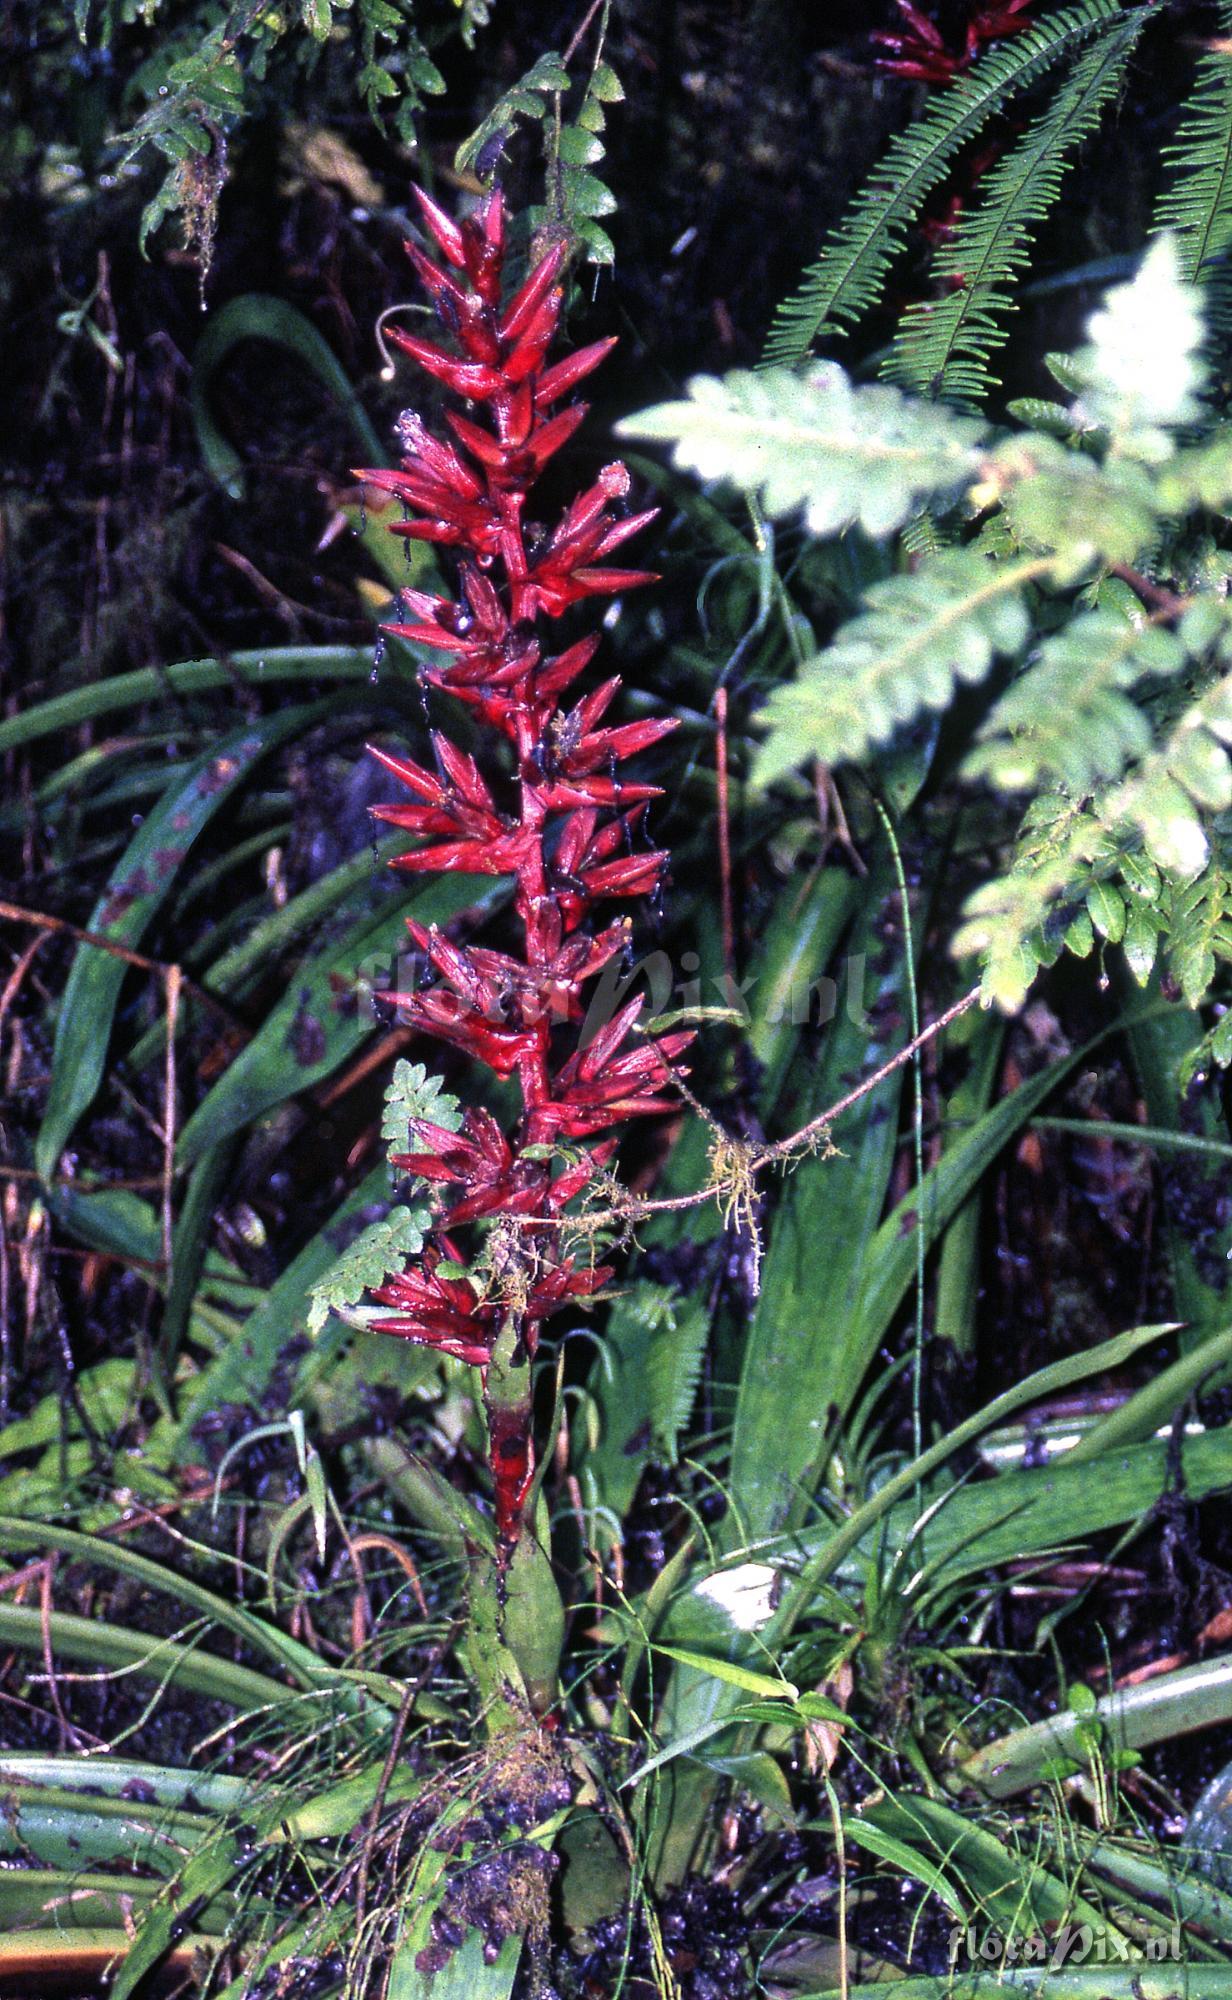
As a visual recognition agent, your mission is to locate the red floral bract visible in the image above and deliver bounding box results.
[872,0,1034,82]
[359,189,689,1541]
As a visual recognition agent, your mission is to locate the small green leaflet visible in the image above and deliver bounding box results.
[307,1206,431,1334]
[308,1063,460,1331]
[651,1646,798,1701]
[381,1060,463,1157]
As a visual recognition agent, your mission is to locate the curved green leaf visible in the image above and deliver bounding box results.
[35,703,335,1182]
[0,648,372,757]
[174,871,496,1167]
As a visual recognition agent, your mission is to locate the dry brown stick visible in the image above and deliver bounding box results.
[757,984,980,1162]
[38,1557,79,1754]
[1106,563,1190,618]
[813,759,866,878]
[354,1677,418,1931]
[563,0,606,62]
[315,1024,418,1110]
[348,1532,428,1616]
[0,931,50,1041]
[512,985,983,1231]
[0,900,238,1026]
[0,1166,171,1193]
[1,900,241,1040]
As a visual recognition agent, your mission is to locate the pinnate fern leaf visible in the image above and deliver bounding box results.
[1170,869,1232,1006]
[619,366,986,540]
[637,1285,709,1466]
[959,659,1232,1007]
[886,12,1147,404]
[967,610,1186,793]
[992,437,1158,576]
[307,1060,460,1332]
[380,1059,463,1157]
[1108,668,1232,877]
[308,1206,431,1334]
[751,551,1034,784]
[1154,3,1232,288]
[760,0,1124,366]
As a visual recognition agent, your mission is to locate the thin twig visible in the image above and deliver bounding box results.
[39,1557,81,1754]
[563,0,607,63]
[512,986,982,1231]
[825,1777,849,2000]
[871,795,925,1468]
[315,1025,418,1110]
[0,932,50,1041]
[0,1166,173,1192]
[0,901,237,1027]
[354,1675,419,1929]
[1106,564,1190,619]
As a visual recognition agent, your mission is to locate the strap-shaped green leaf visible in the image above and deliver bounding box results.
[34,702,335,1184]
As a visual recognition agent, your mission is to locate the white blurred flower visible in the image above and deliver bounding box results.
[695,1562,778,1632]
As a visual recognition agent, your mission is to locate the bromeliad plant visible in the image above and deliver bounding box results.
[355,188,690,1576]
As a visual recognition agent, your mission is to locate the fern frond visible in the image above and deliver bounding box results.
[967,608,1185,793]
[958,654,1232,1005]
[886,12,1147,404]
[1104,666,1232,876]
[307,1206,431,1333]
[1170,867,1232,1005]
[618,365,987,540]
[1154,4,1232,286]
[639,1286,709,1465]
[751,551,1037,783]
[990,435,1158,576]
[1158,424,1232,513]
[760,0,1124,368]
[380,1059,462,1156]
[954,792,1108,1005]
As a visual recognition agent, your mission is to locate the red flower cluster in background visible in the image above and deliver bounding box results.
[872,0,1034,83]
[358,188,689,1541]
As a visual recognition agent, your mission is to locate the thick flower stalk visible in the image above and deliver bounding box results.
[360,188,690,1545]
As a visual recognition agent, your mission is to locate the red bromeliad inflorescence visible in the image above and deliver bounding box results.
[358,188,690,1541]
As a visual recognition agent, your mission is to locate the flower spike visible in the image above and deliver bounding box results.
[357,189,686,1544]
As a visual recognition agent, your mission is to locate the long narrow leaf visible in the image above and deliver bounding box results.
[35,703,336,1181]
